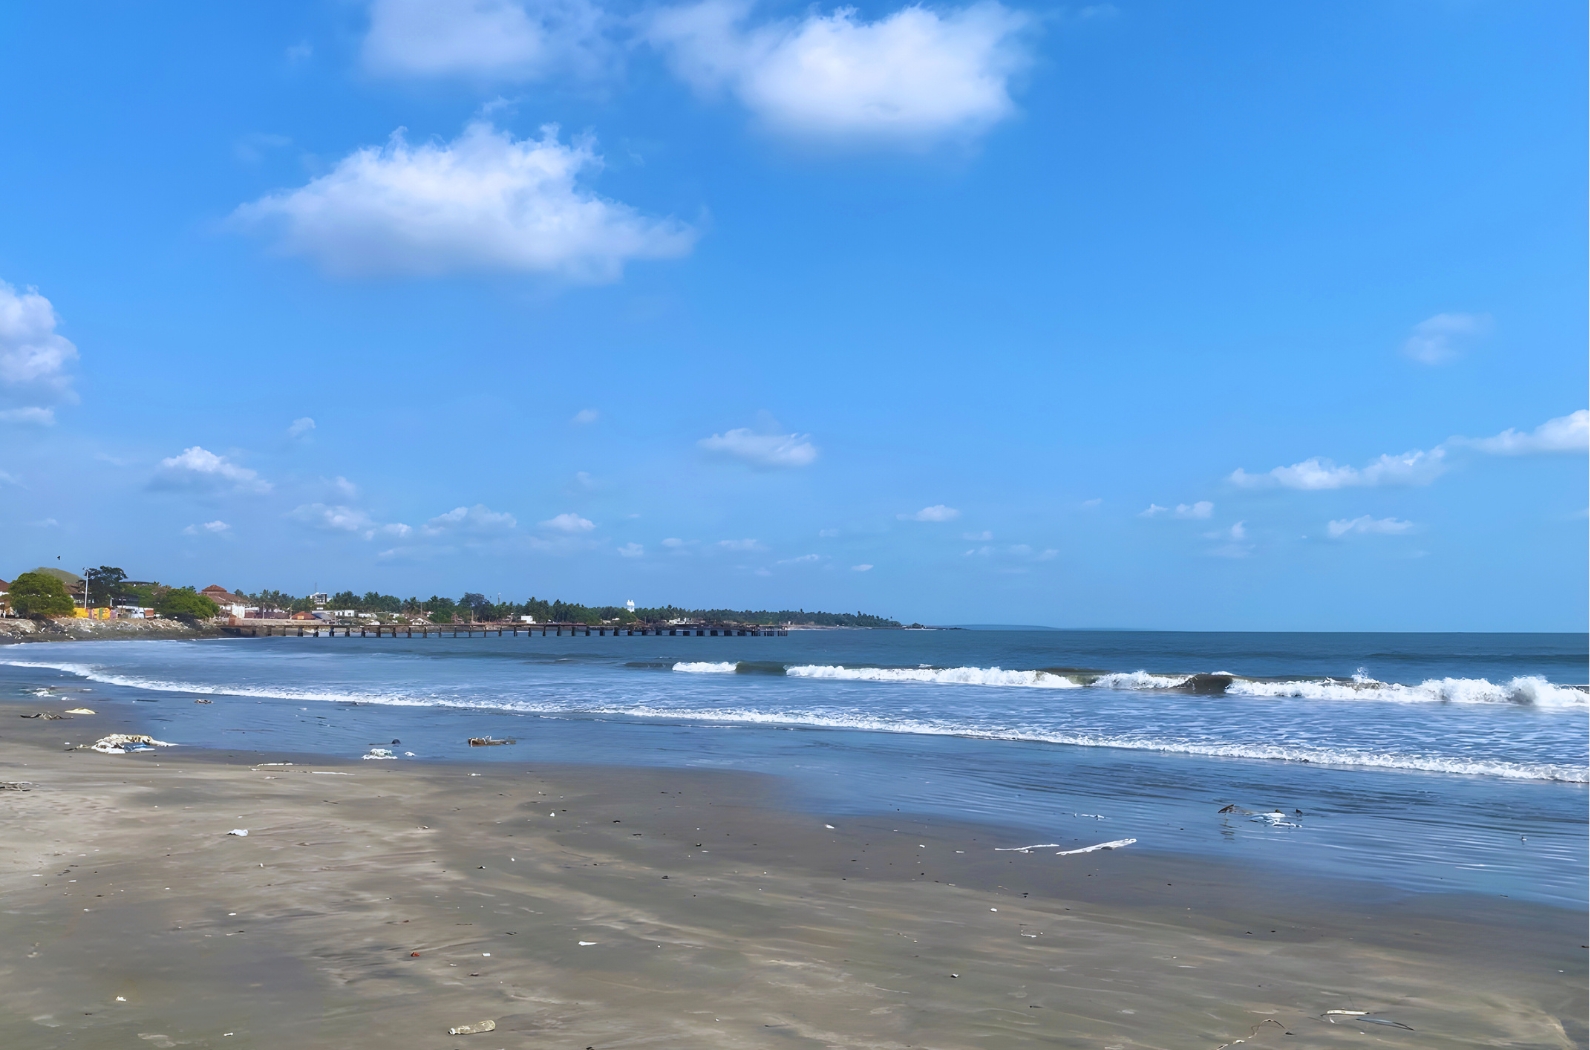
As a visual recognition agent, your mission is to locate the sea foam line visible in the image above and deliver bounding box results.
[7,659,1584,782]
[784,665,1081,688]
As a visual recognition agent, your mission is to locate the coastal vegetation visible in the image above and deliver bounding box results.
[5,563,899,626]
[6,571,77,618]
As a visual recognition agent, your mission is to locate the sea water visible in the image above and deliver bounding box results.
[2,630,1584,906]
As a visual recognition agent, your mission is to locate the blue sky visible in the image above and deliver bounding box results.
[0,0,1584,630]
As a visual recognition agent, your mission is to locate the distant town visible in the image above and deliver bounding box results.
[0,565,907,629]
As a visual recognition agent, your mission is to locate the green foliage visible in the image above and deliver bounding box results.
[85,565,128,606]
[8,571,77,618]
[154,586,220,621]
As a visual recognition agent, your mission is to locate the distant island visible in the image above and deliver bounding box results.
[0,565,906,629]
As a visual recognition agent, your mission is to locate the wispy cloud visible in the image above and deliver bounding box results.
[901,504,959,522]
[425,504,517,535]
[540,511,594,532]
[698,427,818,468]
[851,563,873,572]
[1142,501,1213,518]
[363,0,609,82]
[290,502,412,540]
[1457,409,1587,455]
[1327,515,1416,538]
[647,0,1032,146]
[1231,410,1586,490]
[287,416,316,438]
[617,542,644,557]
[717,537,762,551]
[777,553,822,565]
[1402,312,1490,365]
[571,407,599,425]
[182,520,231,536]
[232,121,695,281]
[962,530,993,541]
[0,280,78,425]
[152,446,271,494]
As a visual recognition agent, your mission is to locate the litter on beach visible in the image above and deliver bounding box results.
[20,712,71,720]
[447,1019,496,1035]
[468,736,516,746]
[1055,838,1136,855]
[227,829,248,836]
[578,940,597,946]
[1322,1010,1413,1030]
[65,708,94,714]
[89,734,176,755]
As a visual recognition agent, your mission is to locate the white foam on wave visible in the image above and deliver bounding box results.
[1,659,435,708]
[571,703,1588,783]
[672,662,739,674]
[785,665,1081,689]
[1228,674,1587,707]
[1091,671,1190,690]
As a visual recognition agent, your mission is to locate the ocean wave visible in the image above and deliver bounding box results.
[562,703,1589,783]
[1227,675,1587,707]
[784,665,1081,688]
[672,661,739,674]
[0,659,433,707]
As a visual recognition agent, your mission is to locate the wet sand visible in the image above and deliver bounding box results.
[0,712,1583,1050]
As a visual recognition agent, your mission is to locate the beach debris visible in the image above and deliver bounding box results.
[825,824,836,829]
[1072,813,1106,819]
[447,1019,496,1036]
[1218,804,1302,828]
[0,781,34,791]
[578,940,597,946]
[194,698,212,704]
[995,843,1062,853]
[20,712,71,720]
[227,829,249,837]
[468,736,516,746]
[1055,838,1136,855]
[65,708,95,715]
[1212,1017,1285,1048]
[363,748,396,760]
[410,951,420,957]
[90,734,175,755]
[1322,1010,1413,1030]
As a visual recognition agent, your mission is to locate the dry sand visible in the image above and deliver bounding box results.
[0,711,1583,1050]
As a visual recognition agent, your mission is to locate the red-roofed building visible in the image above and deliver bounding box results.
[200,585,251,617]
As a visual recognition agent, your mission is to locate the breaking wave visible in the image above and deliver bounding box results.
[672,661,739,674]
[784,665,1081,688]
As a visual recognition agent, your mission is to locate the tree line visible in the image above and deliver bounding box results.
[4,567,902,627]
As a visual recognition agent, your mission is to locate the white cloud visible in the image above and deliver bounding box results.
[572,407,599,424]
[1140,503,1167,517]
[647,1,1031,145]
[1327,515,1416,539]
[1231,448,1447,490]
[291,502,412,540]
[183,520,232,536]
[818,527,840,538]
[962,530,993,541]
[1402,312,1489,365]
[233,121,696,281]
[0,406,55,425]
[1174,501,1213,519]
[851,563,873,572]
[662,536,686,547]
[1204,521,1246,541]
[777,553,822,565]
[363,0,606,81]
[617,542,644,557]
[1081,497,1102,508]
[152,446,271,494]
[0,281,78,424]
[698,427,818,468]
[425,504,518,534]
[717,538,762,551]
[901,504,959,522]
[541,511,595,532]
[1461,410,1588,455]
[288,416,316,438]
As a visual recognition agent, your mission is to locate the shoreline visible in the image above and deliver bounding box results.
[0,713,1583,1048]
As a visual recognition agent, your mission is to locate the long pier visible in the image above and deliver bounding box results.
[221,620,787,639]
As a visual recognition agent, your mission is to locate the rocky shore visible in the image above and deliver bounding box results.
[0,618,220,644]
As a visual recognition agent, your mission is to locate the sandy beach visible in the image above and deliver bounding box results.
[0,705,1583,1050]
